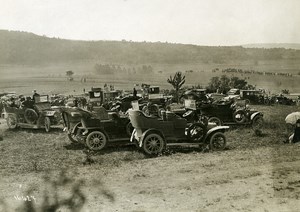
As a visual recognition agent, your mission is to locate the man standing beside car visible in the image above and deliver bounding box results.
[32,90,40,102]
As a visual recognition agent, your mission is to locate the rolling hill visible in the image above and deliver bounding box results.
[1,30,300,66]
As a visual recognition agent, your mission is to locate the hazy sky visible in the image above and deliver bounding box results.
[0,0,299,46]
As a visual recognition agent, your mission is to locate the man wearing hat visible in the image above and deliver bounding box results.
[32,90,40,102]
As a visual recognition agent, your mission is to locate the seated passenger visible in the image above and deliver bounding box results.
[142,102,159,117]
[23,97,34,109]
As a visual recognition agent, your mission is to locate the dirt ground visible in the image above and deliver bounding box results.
[1,105,300,212]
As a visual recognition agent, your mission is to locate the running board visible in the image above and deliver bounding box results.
[109,138,131,142]
[167,143,200,147]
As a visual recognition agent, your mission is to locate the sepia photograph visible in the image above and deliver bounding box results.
[0,0,300,211]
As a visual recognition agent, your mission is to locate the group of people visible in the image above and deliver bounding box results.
[4,90,40,109]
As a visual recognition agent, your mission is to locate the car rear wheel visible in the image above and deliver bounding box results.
[187,123,206,142]
[44,117,51,132]
[7,115,17,129]
[86,131,107,151]
[143,133,165,156]
[233,110,247,124]
[209,132,226,151]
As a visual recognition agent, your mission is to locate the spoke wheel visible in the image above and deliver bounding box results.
[188,123,206,142]
[24,108,38,124]
[143,133,165,155]
[252,116,264,135]
[233,110,247,124]
[7,115,17,129]
[252,116,264,130]
[209,132,226,151]
[44,117,51,132]
[86,131,107,151]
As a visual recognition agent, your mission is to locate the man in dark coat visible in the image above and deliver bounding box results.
[292,119,300,143]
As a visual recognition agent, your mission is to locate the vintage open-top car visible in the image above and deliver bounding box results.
[196,99,264,133]
[128,109,229,156]
[61,106,133,151]
[1,95,61,132]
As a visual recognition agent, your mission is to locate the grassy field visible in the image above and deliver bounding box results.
[0,62,299,95]
[0,105,300,211]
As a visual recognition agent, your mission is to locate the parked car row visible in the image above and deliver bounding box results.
[0,88,267,156]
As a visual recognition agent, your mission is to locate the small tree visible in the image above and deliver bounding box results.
[282,89,289,94]
[66,70,74,81]
[167,71,186,102]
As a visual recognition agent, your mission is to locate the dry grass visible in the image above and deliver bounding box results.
[1,104,300,211]
[1,104,297,176]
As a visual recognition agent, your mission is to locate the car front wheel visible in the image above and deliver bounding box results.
[209,132,226,151]
[252,116,264,135]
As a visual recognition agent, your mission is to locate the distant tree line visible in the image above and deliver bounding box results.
[218,68,293,77]
[94,63,153,75]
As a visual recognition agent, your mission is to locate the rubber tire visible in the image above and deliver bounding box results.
[24,108,38,124]
[143,133,165,156]
[7,115,17,129]
[186,122,206,142]
[252,116,264,131]
[208,117,222,126]
[86,131,107,151]
[233,110,247,124]
[44,117,51,132]
[209,132,226,151]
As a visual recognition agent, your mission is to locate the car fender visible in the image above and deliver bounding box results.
[250,112,263,120]
[139,128,165,148]
[204,126,229,141]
